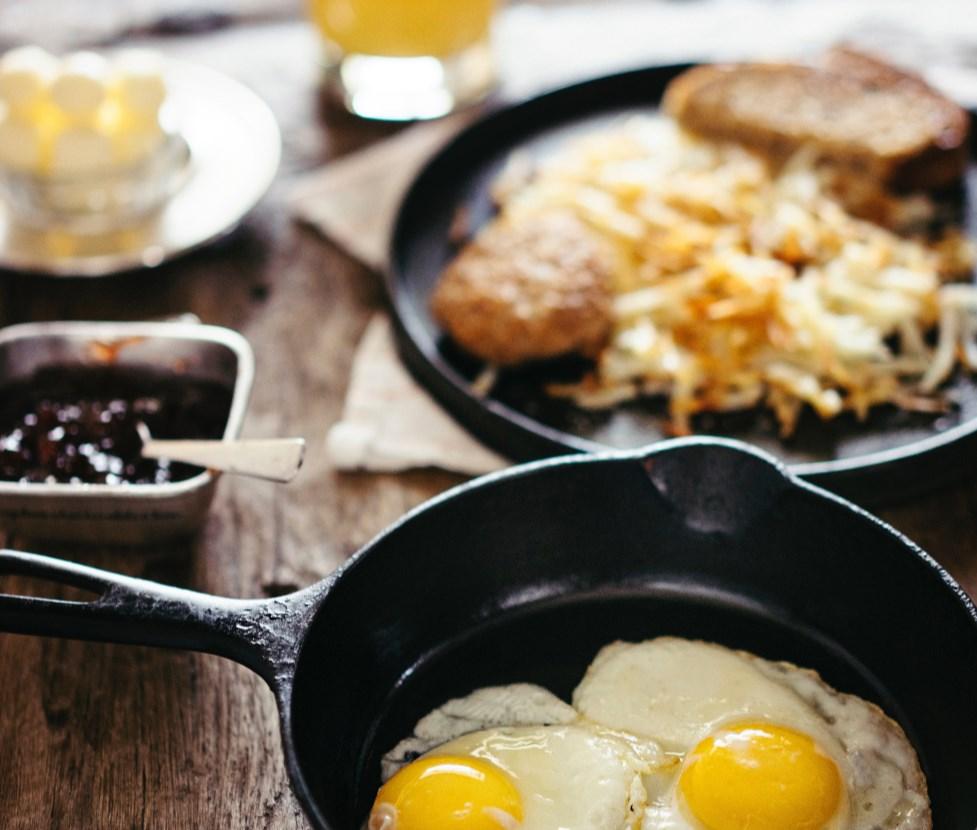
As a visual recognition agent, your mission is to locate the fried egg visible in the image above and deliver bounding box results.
[373,686,669,830]
[373,724,668,830]
[573,638,930,830]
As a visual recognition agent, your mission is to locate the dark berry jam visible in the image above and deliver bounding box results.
[0,366,234,485]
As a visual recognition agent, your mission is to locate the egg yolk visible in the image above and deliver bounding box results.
[678,721,843,830]
[368,755,523,830]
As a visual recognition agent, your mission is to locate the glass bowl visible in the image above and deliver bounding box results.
[0,127,191,234]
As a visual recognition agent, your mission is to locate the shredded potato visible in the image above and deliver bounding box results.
[493,117,976,435]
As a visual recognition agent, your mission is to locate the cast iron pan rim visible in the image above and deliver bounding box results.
[387,62,977,484]
[284,436,977,830]
[299,434,977,677]
[458,438,970,617]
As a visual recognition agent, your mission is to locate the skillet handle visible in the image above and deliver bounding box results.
[0,548,313,684]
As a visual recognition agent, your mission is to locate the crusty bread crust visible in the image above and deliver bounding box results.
[820,46,970,189]
[663,51,969,190]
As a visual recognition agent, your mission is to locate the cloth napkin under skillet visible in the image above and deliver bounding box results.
[291,0,977,474]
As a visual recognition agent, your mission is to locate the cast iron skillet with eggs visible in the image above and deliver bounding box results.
[1,437,976,828]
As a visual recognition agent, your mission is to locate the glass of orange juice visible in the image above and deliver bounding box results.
[310,0,497,120]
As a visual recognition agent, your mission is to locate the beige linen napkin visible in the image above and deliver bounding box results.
[290,113,472,272]
[293,0,977,474]
[326,315,507,474]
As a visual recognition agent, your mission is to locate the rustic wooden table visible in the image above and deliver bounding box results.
[0,14,975,830]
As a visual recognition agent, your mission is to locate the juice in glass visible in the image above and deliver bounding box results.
[310,0,497,120]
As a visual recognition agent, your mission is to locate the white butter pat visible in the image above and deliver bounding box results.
[113,49,166,115]
[50,51,109,116]
[51,126,113,175]
[0,109,43,170]
[0,45,58,109]
[114,122,164,166]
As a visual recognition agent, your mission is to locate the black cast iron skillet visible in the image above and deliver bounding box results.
[388,63,977,506]
[1,438,977,828]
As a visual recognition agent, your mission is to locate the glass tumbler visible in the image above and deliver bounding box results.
[309,0,497,120]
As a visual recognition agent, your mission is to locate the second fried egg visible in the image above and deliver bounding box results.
[574,638,930,830]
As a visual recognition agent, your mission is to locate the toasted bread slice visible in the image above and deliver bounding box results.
[663,51,969,190]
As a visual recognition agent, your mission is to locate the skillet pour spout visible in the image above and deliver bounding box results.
[1,437,977,830]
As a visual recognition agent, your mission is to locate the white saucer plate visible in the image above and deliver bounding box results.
[0,59,281,277]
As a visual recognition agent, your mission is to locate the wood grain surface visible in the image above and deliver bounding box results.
[0,14,975,830]
[0,21,460,830]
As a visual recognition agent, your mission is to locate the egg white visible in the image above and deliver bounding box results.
[434,724,664,830]
[381,684,578,782]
